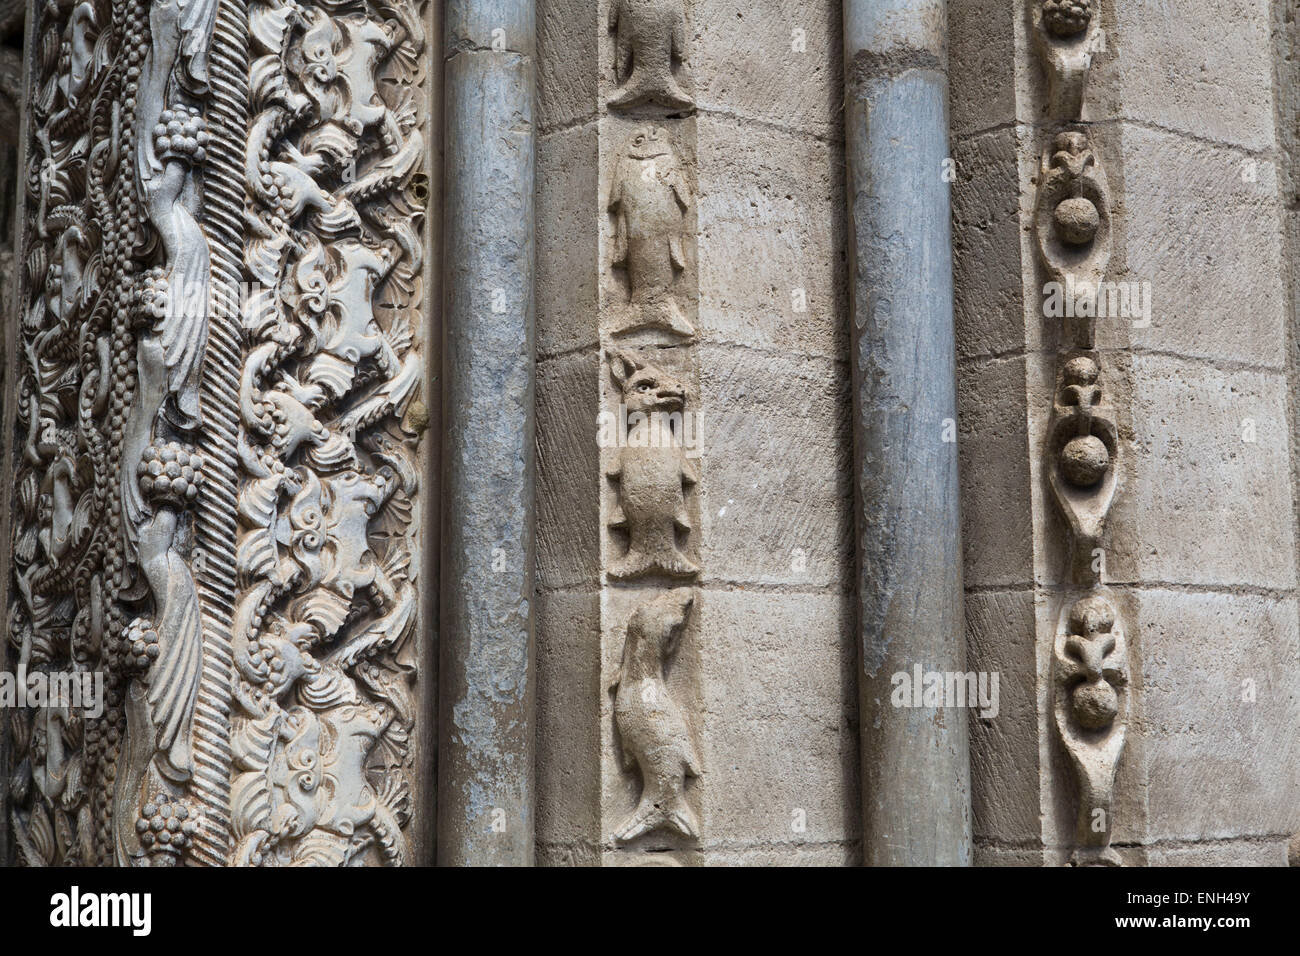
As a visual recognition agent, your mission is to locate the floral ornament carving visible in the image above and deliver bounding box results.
[1046,355,1118,586]
[1031,0,1130,866]
[230,0,426,866]
[1035,130,1111,350]
[1052,594,1128,866]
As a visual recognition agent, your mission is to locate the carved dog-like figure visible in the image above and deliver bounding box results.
[611,588,700,843]
[606,349,698,579]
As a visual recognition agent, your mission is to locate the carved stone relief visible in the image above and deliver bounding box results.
[1032,0,1129,866]
[5,0,428,867]
[232,0,426,867]
[608,125,696,339]
[607,0,693,111]
[1034,130,1111,350]
[600,2,703,856]
[1052,593,1127,865]
[605,348,698,580]
[1032,0,1103,121]
[610,587,700,842]
[1046,354,1118,585]
[7,0,219,867]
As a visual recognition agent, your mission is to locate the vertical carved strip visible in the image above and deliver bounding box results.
[1032,0,1128,865]
[6,0,431,867]
[232,0,430,867]
[6,0,227,866]
[189,0,249,867]
[600,0,703,863]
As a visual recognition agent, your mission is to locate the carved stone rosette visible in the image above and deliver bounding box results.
[1032,0,1129,866]
[4,0,430,866]
[600,0,702,862]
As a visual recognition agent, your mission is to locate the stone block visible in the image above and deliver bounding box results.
[695,344,853,589]
[696,114,847,359]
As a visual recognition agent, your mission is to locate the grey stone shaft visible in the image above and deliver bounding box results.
[844,0,972,866]
[439,0,538,866]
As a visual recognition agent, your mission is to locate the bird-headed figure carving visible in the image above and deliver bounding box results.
[611,588,700,843]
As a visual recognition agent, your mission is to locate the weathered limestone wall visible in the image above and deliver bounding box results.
[535,0,859,865]
[1,0,1297,869]
[952,0,1300,864]
[1280,0,1300,866]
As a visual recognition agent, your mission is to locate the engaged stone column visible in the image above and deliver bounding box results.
[439,0,538,866]
[843,0,972,866]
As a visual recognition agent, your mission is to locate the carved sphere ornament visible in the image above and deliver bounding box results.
[1053,196,1100,246]
[1061,434,1109,487]
[1072,679,1119,730]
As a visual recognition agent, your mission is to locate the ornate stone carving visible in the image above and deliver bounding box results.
[1031,0,1130,867]
[607,0,693,111]
[608,125,695,338]
[1052,593,1128,866]
[1032,0,1102,120]
[5,0,222,867]
[230,0,426,866]
[610,588,700,843]
[599,60,702,861]
[6,0,427,868]
[1035,130,1111,349]
[1047,354,1118,586]
[606,348,698,580]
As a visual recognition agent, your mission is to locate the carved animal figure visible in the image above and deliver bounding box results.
[606,349,698,579]
[230,628,408,867]
[608,0,693,110]
[609,125,695,337]
[611,588,700,842]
